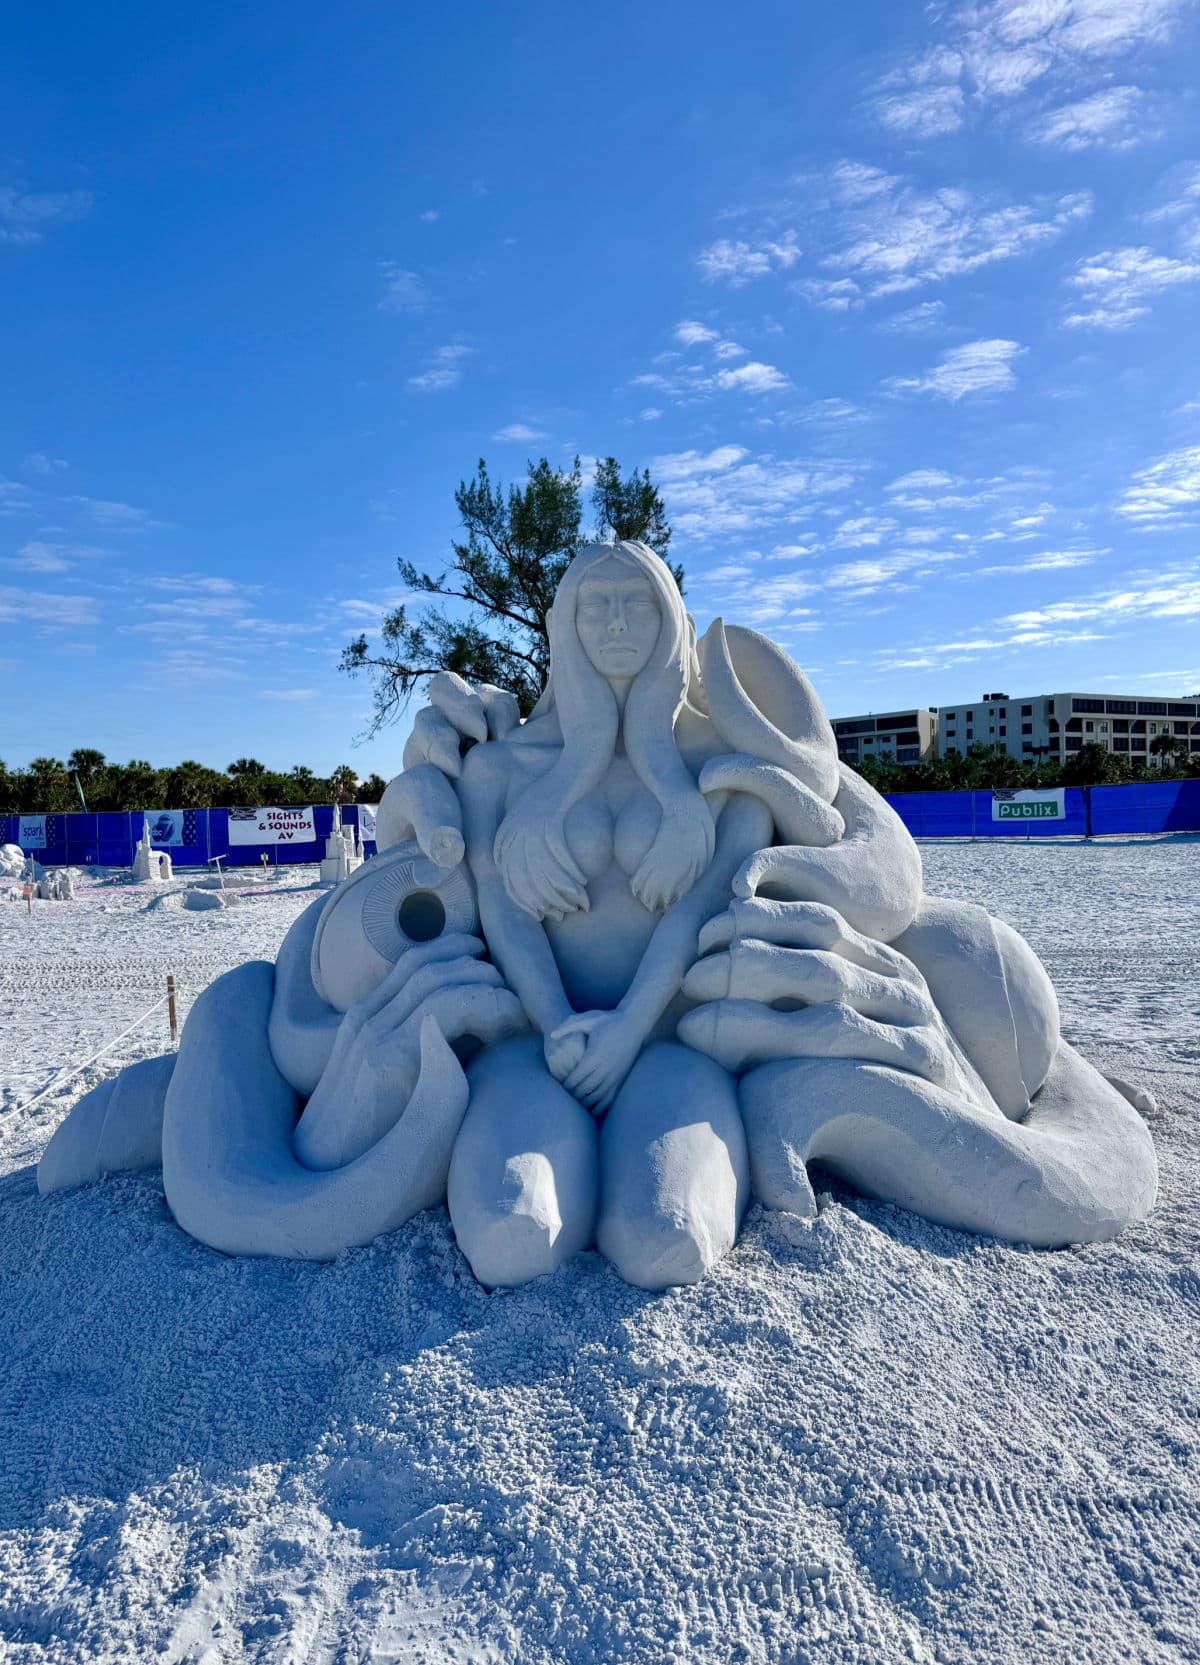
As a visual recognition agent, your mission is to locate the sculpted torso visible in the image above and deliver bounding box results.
[37,539,1159,1290]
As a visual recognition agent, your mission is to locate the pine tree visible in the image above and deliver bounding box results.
[341,454,679,730]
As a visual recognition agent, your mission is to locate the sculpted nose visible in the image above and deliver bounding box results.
[608,603,628,634]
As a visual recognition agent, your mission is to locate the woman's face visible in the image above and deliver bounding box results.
[574,559,663,681]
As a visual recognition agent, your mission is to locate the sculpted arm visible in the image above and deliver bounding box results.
[555,793,772,1111]
[460,742,574,1038]
[618,792,772,1036]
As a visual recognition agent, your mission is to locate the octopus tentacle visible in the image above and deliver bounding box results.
[699,753,845,848]
[732,764,923,944]
[162,961,475,1260]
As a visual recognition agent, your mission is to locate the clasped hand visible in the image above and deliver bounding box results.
[545,1008,645,1115]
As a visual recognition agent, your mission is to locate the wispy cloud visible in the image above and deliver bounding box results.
[378,264,428,311]
[970,548,1105,577]
[408,344,471,392]
[1064,245,1200,328]
[1002,567,1200,629]
[631,333,790,406]
[651,445,857,540]
[68,495,168,531]
[6,540,102,574]
[870,0,1188,137]
[876,300,948,335]
[696,232,801,284]
[1029,86,1155,151]
[886,468,957,493]
[20,452,67,476]
[493,423,547,443]
[888,338,1024,401]
[0,585,100,628]
[674,320,720,345]
[0,184,92,245]
[786,162,1091,305]
[1117,445,1200,523]
[713,361,789,393]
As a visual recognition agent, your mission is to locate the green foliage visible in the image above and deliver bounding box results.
[854,738,1197,795]
[0,752,387,815]
[341,453,679,731]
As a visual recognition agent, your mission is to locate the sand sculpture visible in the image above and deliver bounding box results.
[319,803,363,885]
[39,542,1157,1287]
[132,825,172,883]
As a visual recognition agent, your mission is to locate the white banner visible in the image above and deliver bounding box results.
[228,805,316,846]
[991,788,1066,822]
[145,809,184,847]
[357,803,378,842]
[19,815,46,850]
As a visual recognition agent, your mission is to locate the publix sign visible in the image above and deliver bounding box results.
[991,789,1066,822]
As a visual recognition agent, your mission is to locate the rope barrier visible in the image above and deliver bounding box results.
[17,989,174,1114]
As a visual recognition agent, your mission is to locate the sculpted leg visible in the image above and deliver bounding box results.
[596,1042,749,1290]
[447,1036,598,1287]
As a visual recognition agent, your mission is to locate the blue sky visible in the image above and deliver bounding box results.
[3,0,1199,779]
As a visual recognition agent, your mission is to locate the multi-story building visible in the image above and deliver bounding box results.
[830,708,938,768]
[935,692,1200,766]
[830,691,1200,768]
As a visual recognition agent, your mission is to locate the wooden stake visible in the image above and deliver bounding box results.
[167,974,178,1046]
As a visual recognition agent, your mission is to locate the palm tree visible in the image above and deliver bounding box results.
[67,747,106,782]
[1149,732,1187,772]
[327,764,358,803]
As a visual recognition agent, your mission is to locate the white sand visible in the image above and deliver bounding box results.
[1,842,1197,1663]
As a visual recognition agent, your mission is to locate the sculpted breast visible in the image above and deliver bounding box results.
[563,794,614,881]
[613,791,661,879]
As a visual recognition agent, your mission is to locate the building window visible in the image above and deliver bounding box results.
[1085,722,1094,733]
[1021,704,1032,716]
[1065,737,1082,750]
[999,725,1006,737]
[1137,701,1167,716]
[1106,699,1137,715]
[896,747,920,763]
[1072,697,1105,712]
[1113,720,1129,733]
[1021,722,1032,735]
[1168,702,1197,717]
[944,711,956,720]
[1113,738,1129,751]
[999,707,1007,718]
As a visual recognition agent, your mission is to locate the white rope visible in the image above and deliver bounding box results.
[18,992,172,1114]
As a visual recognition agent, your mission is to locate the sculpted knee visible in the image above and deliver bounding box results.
[447,1037,598,1287]
[597,1042,749,1291]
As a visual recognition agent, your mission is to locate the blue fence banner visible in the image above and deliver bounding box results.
[884,780,1199,839]
[1,805,377,868]
[3,783,1197,865]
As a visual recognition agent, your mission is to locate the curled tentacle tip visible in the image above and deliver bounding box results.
[426,828,466,869]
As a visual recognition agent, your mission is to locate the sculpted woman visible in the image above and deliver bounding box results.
[38,541,1158,1288]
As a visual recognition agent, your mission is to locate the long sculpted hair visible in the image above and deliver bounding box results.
[494,541,716,920]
